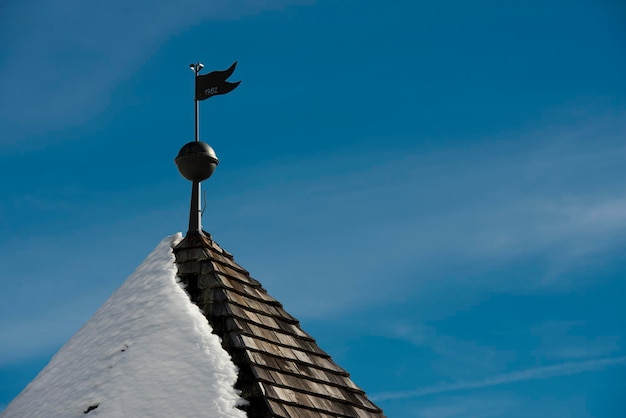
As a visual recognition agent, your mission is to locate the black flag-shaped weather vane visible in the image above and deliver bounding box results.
[177,61,240,237]
[193,61,241,101]
[189,61,240,142]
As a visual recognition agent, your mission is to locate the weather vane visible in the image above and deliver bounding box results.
[175,61,240,238]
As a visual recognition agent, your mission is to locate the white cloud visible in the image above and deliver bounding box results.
[217,109,626,312]
[372,355,626,401]
[387,323,517,381]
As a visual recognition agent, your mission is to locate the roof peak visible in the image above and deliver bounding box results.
[174,232,385,417]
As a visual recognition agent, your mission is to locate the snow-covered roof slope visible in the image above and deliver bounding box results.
[1,234,246,418]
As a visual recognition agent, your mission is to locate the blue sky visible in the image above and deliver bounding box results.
[1,0,625,416]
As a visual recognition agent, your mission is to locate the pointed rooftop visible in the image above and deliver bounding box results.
[3,62,385,418]
[1,235,246,418]
[174,231,385,417]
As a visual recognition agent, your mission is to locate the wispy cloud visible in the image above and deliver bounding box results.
[218,109,626,316]
[371,355,626,401]
[407,396,518,418]
[0,0,312,142]
[530,320,622,361]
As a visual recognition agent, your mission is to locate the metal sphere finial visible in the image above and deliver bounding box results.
[175,141,219,182]
[178,61,239,237]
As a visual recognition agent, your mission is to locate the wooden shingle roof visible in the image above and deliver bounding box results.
[173,231,385,418]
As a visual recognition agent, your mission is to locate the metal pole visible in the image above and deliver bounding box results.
[194,64,200,142]
[190,63,203,233]
[195,98,199,142]
[189,180,202,233]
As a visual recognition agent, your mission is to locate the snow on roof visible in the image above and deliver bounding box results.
[1,234,246,418]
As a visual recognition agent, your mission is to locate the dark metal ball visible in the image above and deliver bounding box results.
[175,141,219,182]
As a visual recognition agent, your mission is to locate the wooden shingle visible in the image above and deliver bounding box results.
[174,231,385,418]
